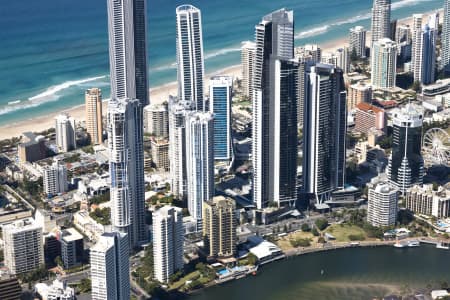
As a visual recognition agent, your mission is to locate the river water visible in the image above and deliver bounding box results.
[191,245,450,300]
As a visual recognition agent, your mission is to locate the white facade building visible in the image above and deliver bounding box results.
[349,26,366,58]
[35,279,75,300]
[441,0,450,71]
[241,41,257,98]
[370,0,391,47]
[168,98,192,200]
[152,206,184,283]
[185,111,215,229]
[371,38,397,89]
[176,5,205,111]
[55,114,76,153]
[90,232,130,300]
[143,103,169,138]
[367,176,399,227]
[2,218,44,275]
[43,161,68,196]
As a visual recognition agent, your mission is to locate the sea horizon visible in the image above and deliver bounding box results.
[0,0,444,126]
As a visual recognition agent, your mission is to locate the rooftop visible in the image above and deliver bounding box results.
[356,102,384,114]
[61,228,83,242]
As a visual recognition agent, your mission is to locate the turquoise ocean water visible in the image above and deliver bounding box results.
[0,0,444,126]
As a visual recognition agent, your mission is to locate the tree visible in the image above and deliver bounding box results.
[350,47,359,63]
[54,256,63,267]
[79,278,91,293]
[301,223,311,232]
[410,81,421,93]
[315,218,329,231]
[312,227,320,236]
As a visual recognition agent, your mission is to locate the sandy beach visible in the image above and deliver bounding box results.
[0,8,442,141]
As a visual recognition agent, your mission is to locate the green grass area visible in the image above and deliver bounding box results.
[325,224,367,242]
[169,271,200,290]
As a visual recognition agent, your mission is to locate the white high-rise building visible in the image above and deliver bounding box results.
[43,161,68,196]
[411,14,424,83]
[55,114,76,153]
[90,232,130,300]
[176,5,205,111]
[107,99,146,246]
[370,0,391,47]
[295,44,321,63]
[349,26,366,58]
[253,9,298,209]
[2,218,44,275]
[241,41,257,98]
[321,47,350,74]
[302,64,347,204]
[441,0,450,72]
[209,76,233,162]
[412,14,438,84]
[152,206,184,283]
[106,0,147,247]
[367,176,399,227]
[185,111,214,229]
[169,97,192,200]
[143,103,169,138]
[371,38,397,89]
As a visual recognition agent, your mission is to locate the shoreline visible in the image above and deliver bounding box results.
[188,238,445,297]
[0,8,443,141]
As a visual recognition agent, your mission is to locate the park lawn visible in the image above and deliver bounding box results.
[277,231,316,251]
[169,271,200,290]
[325,224,367,242]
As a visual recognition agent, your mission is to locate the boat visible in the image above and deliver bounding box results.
[407,240,420,247]
[436,242,450,250]
[394,242,407,248]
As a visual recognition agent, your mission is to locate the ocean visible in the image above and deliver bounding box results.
[0,0,444,126]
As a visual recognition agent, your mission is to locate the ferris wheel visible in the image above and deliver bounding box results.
[422,128,450,166]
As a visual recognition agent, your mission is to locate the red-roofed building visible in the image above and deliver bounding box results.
[355,102,386,134]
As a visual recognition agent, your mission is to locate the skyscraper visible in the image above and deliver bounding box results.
[185,111,215,229]
[411,14,423,83]
[85,88,103,145]
[106,0,147,247]
[203,196,236,258]
[253,9,298,209]
[107,0,148,106]
[349,26,366,58]
[169,97,192,200]
[370,0,391,47]
[302,64,347,204]
[241,41,257,98]
[412,14,438,84]
[441,0,450,72]
[107,99,146,247]
[371,38,397,89]
[209,76,233,162]
[90,232,130,300]
[152,206,184,283]
[176,5,205,111]
[55,114,76,152]
[387,104,424,193]
[2,218,44,275]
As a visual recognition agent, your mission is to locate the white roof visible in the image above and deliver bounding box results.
[249,241,281,260]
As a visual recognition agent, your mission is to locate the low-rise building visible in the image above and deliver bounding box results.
[405,184,450,219]
[35,279,75,300]
[59,228,84,269]
[18,132,47,163]
[354,102,385,134]
[73,210,105,241]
